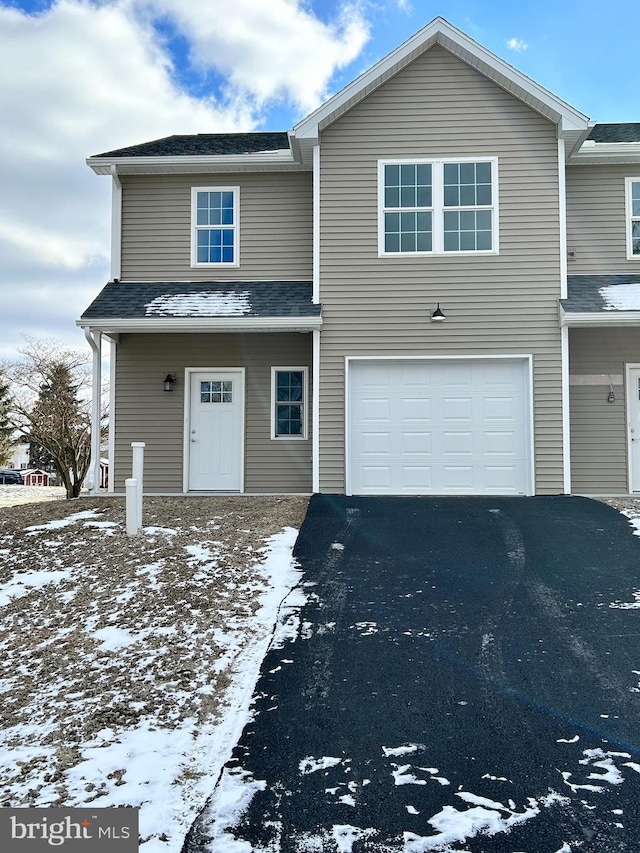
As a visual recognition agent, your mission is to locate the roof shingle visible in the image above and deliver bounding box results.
[80,280,320,320]
[93,132,290,159]
[587,124,640,144]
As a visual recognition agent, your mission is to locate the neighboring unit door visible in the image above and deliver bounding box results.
[188,371,243,491]
[628,367,640,492]
[348,359,530,496]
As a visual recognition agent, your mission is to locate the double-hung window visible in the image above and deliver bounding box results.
[191,187,239,266]
[271,368,308,439]
[626,178,640,259]
[379,158,498,255]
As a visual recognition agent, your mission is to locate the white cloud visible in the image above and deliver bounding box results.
[507,37,528,53]
[0,0,371,360]
[135,0,370,113]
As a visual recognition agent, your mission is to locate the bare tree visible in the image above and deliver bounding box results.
[6,339,94,499]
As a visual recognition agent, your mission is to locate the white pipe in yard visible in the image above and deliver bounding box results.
[125,478,139,536]
[131,442,145,532]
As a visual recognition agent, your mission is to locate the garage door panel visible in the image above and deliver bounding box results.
[349,359,530,495]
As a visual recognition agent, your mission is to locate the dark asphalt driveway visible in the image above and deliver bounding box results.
[185,495,640,852]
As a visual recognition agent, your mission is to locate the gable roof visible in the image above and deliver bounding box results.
[93,132,291,159]
[293,16,591,154]
[78,280,322,334]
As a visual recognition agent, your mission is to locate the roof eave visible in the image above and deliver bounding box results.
[77,316,323,333]
[560,311,640,327]
[86,149,299,176]
[292,17,590,141]
[569,142,640,164]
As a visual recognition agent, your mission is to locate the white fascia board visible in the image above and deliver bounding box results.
[569,142,640,164]
[293,17,589,140]
[86,149,298,176]
[77,316,322,333]
[560,311,640,327]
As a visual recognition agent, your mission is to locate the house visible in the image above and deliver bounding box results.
[8,438,29,471]
[22,469,53,487]
[78,17,640,497]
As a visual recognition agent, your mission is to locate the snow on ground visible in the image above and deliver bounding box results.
[0,495,308,852]
[0,484,66,507]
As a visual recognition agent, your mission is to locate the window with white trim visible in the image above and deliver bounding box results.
[191,187,239,266]
[271,368,308,439]
[379,158,498,255]
[626,178,640,259]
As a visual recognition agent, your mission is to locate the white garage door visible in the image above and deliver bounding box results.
[348,359,531,496]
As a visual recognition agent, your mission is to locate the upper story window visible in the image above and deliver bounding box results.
[379,158,498,256]
[191,187,239,266]
[626,178,640,259]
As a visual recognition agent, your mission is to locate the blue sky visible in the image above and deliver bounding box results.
[0,0,638,363]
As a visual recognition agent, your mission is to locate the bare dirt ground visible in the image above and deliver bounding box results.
[0,495,308,834]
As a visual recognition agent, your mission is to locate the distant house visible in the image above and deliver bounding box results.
[9,439,29,471]
[79,17,640,497]
[22,469,53,487]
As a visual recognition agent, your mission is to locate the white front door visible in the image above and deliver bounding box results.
[628,367,640,492]
[188,370,243,491]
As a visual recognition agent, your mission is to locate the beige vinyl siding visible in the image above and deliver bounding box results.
[566,165,639,274]
[569,327,640,493]
[120,172,312,280]
[318,44,563,494]
[113,333,312,493]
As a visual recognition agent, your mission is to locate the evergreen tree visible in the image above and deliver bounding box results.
[0,369,13,467]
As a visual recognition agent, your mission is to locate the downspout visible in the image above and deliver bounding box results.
[110,165,122,281]
[312,144,321,492]
[84,327,102,495]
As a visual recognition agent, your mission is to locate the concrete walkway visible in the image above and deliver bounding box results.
[185,495,640,852]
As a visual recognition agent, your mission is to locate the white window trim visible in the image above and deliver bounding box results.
[190,186,240,267]
[378,157,499,257]
[625,177,640,260]
[271,366,308,440]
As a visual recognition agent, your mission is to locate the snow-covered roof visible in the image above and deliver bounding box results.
[560,275,640,326]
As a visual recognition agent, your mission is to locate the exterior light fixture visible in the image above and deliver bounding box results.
[163,373,176,392]
[431,303,445,322]
[608,386,615,404]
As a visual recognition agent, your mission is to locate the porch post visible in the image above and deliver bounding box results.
[84,327,102,495]
[561,324,571,494]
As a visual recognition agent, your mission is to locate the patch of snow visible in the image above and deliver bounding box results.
[332,825,377,853]
[557,735,580,743]
[339,794,356,806]
[93,627,138,652]
[610,588,640,609]
[144,526,179,537]
[0,568,71,607]
[383,743,425,757]
[331,542,345,550]
[599,282,640,311]
[624,762,640,774]
[25,509,102,532]
[299,756,343,775]
[407,805,420,815]
[145,291,252,317]
[391,764,428,786]
[205,767,267,853]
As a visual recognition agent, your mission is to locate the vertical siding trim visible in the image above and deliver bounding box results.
[182,367,246,493]
[110,166,122,280]
[313,145,320,303]
[312,329,320,492]
[558,139,567,299]
[109,338,117,493]
[561,324,571,493]
[625,363,639,491]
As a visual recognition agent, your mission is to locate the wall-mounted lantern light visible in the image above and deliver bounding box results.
[607,386,615,404]
[163,373,176,392]
[431,303,446,322]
